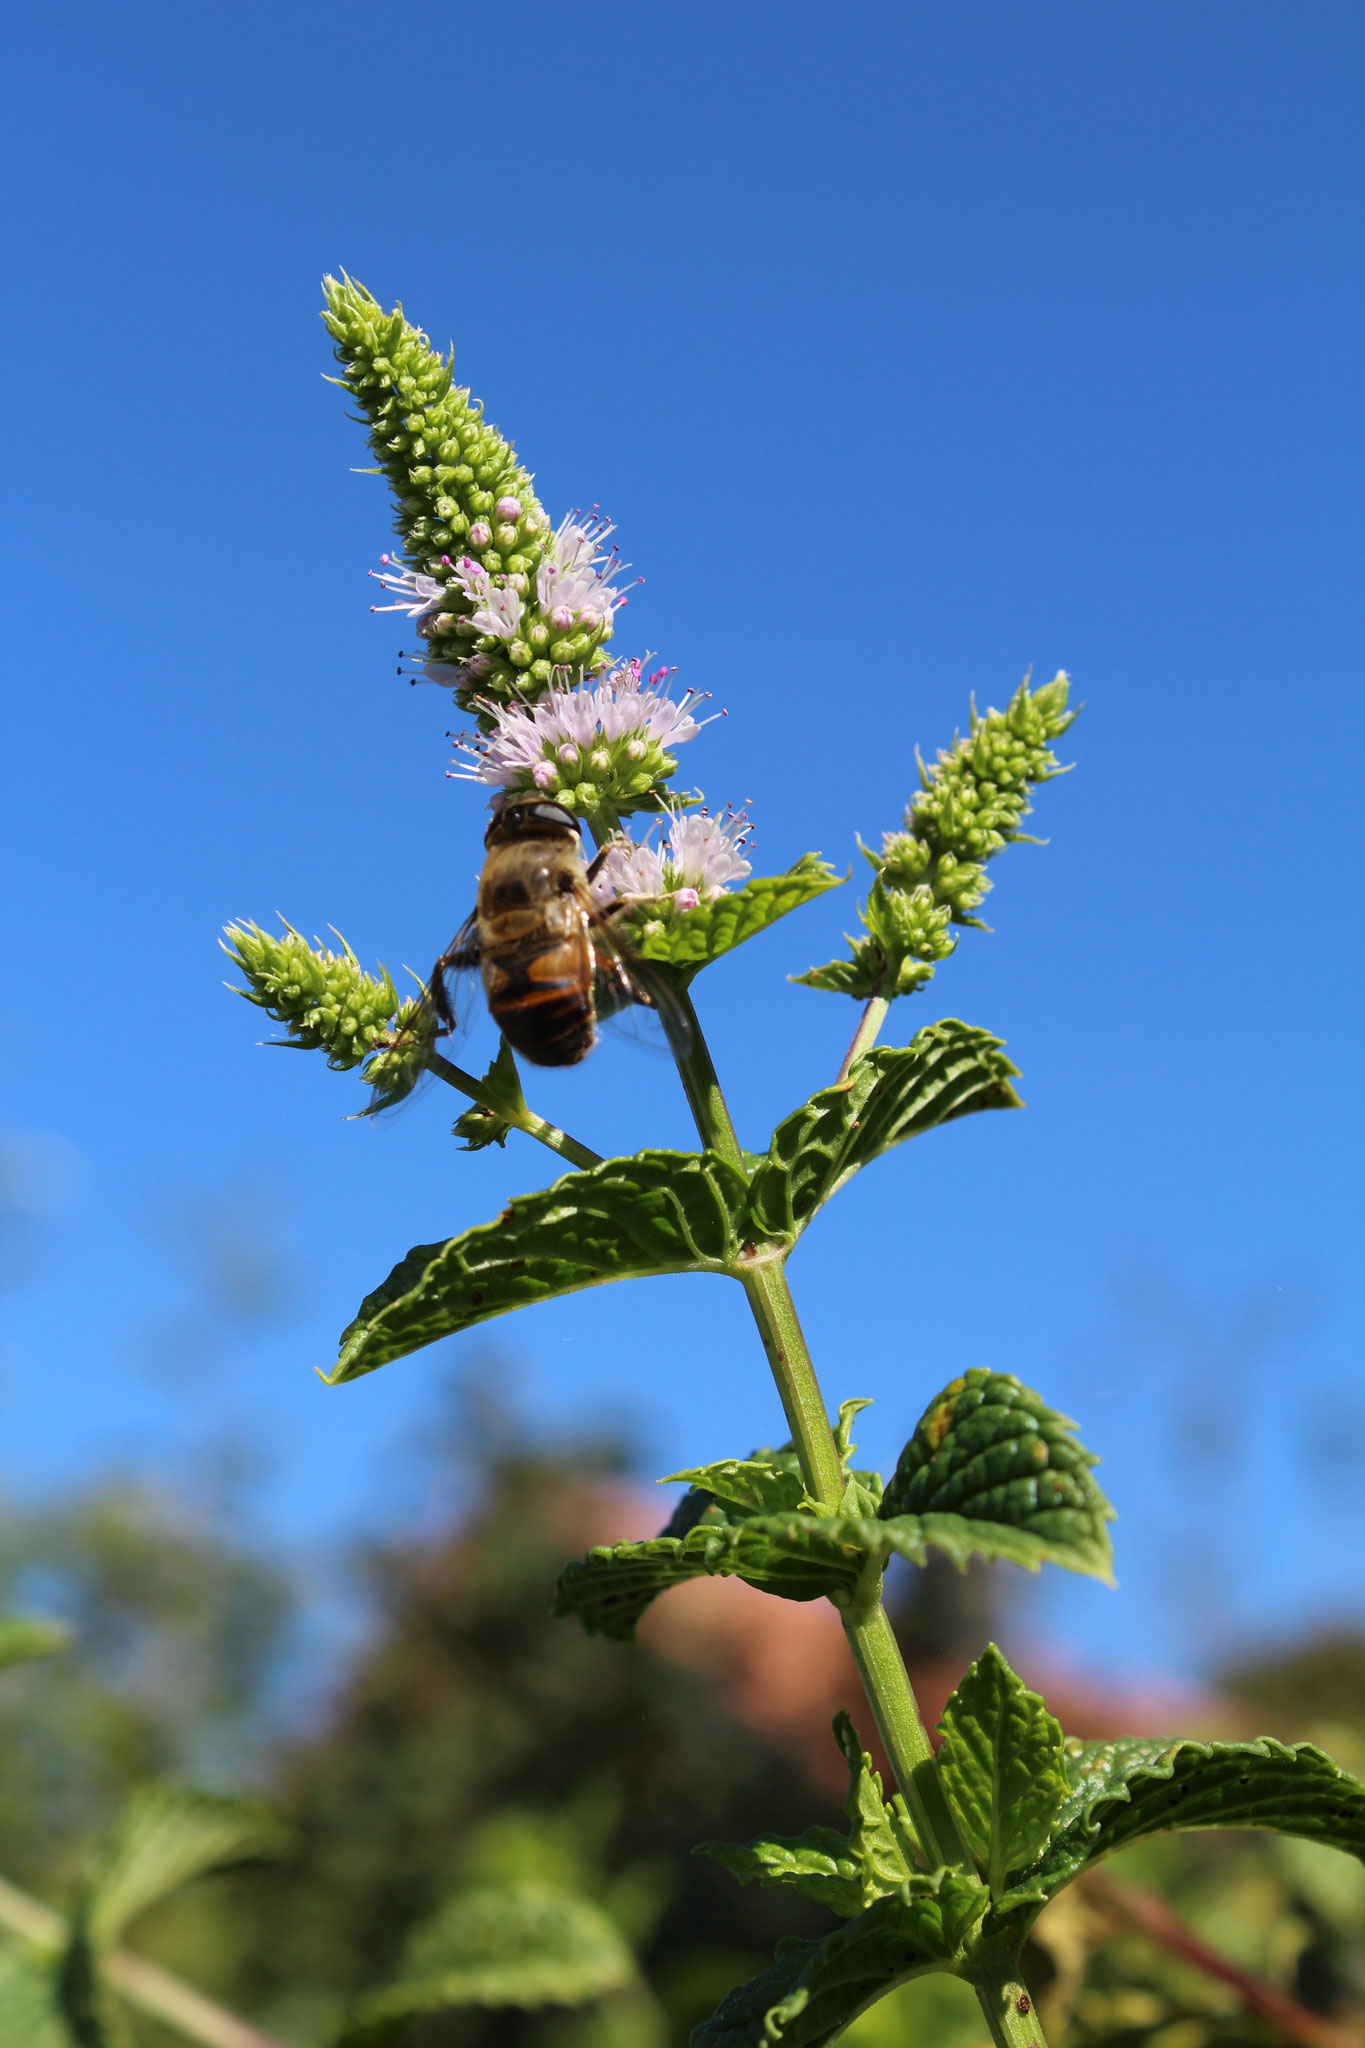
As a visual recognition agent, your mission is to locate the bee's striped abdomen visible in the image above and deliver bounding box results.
[483,933,597,1067]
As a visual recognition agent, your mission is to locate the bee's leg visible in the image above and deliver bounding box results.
[427,942,480,1032]
[585,844,615,884]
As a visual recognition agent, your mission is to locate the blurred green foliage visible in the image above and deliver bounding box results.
[0,1427,1361,2047]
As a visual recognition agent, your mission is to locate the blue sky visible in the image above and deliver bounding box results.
[2,0,1361,1684]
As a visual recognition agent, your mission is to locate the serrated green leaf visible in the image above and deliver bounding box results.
[689,1938,820,2048]
[995,1735,1365,1922]
[690,1873,987,2047]
[696,1712,918,1921]
[695,1826,869,1918]
[937,1645,1067,1895]
[745,1025,1021,1246]
[833,1711,921,1892]
[83,1785,287,1951]
[555,1506,1086,1642]
[330,1149,750,1383]
[0,1617,72,1671]
[619,857,842,978]
[342,1883,637,2037]
[662,1459,807,1517]
[882,1368,1115,1583]
[553,1518,851,1641]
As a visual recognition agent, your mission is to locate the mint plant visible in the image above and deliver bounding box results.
[222,276,1365,2047]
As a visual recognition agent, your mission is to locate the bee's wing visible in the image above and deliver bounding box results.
[364,914,482,1117]
[588,903,693,1060]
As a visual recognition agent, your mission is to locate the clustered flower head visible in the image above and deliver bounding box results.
[593,808,753,914]
[325,277,629,717]
[372,509,632,718]
[222,922,402,1070]
[327,277,730,844]
[796,671,1076,1000]
[449,660,714,818]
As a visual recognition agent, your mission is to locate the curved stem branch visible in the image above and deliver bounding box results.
[0,1875,287,2048]
[427,1052,602,1171]
[658,983,745,1172]
[835,991,890,1083]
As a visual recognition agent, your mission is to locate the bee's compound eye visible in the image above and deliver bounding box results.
[530,802,578,832]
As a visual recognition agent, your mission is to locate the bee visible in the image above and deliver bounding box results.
[372,799,679,1103]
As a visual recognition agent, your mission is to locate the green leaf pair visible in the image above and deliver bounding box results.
[554,1370,1115,1641]
[328,1023,1021,1382]
[698,1711,920,1919]
[942,1646,1365,1924]
[693,1647,1365,2045]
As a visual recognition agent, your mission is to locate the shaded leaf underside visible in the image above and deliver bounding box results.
[554,1505,1108,1643]
[691,1874,988,2048]
[330,1151,749,1382]
[746,1023,1021,1244]
[331,1023,1022,1383]
[997,1735,1365,1920]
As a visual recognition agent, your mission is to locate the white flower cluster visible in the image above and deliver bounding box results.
[450,660,712,801]
[593,810,753,912]
[369,510,629,650]
[536,512,627,633]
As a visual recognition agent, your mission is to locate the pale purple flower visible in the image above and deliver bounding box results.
[592,808,753,907]
[495,496,522,520]
[593,839,667,902]
[536,511,632,630]
[593,659,710,750]
[664,809,753,897]
[369,554,446,619]
[448,664,710,790]
[468,520,492,548]
[449,555,523,642]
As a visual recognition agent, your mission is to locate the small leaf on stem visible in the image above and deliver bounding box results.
[937,1644,1068,1894]
[882,1368,1115,1584]
[745,1023,1021,1247]
[618,854,843,979]
[328,1149,750,1382]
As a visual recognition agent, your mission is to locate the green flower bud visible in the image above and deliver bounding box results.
[222,921,401,1071]
[798,673,1076,1002]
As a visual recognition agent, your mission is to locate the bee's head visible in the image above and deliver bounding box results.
[485,797,582,847]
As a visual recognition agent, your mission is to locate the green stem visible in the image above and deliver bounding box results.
[660,983,745,1173]
[428,1052,602,1171]
[973,1957,1048,2048]
[738,1260,845,1511]
[835,992,890,1082]
[840,1594,974,1874]
[660,982,1052,2048]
